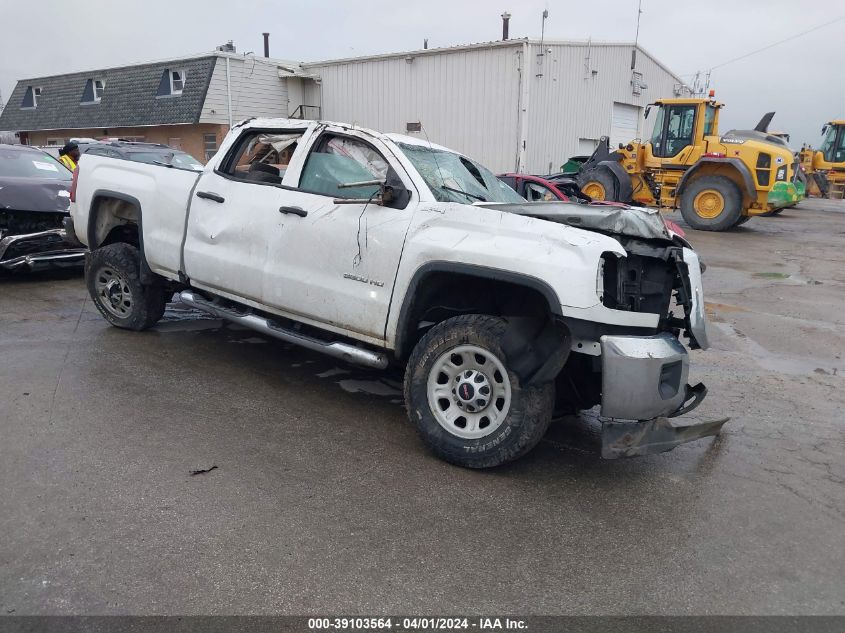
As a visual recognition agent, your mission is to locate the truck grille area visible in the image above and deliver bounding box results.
[600,250,675,319]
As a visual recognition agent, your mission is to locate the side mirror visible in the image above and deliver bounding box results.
[821,124,829,135]
[644,105,651,120]
[333,177,410,209]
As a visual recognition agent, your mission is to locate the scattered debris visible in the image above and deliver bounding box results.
[189,465,218,476]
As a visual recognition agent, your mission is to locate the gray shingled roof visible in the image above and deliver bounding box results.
[0,56,216,132]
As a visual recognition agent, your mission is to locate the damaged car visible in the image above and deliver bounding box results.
[70,118,725,468]
[0,144,86,271]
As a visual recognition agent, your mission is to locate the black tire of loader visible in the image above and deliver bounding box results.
[576,168,621,202]
[680,175,743,232]
[85,243,167,331]
[403,314,555,469]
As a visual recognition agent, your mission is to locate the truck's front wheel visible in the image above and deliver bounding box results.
[404,315,554,468]
[86,243,167,331]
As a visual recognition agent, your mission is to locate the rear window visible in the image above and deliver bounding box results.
[127,150,203,171]
[0,148,71,180]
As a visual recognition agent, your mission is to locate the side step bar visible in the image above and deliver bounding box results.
[178,290,389,370]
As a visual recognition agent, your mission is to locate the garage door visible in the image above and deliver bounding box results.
[610,102,641,148]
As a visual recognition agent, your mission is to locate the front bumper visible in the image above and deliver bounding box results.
[767,181,800,209]
[599,332,725,458]
[0,228,86,272]
[601,333,695,420]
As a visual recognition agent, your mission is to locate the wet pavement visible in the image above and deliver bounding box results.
[1,200,843,614]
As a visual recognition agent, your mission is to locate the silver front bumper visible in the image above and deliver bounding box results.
[600,332,693,420]
[599,332,723,458]
[0,228,86,271]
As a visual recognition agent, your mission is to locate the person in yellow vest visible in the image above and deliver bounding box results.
[58,142,80,171]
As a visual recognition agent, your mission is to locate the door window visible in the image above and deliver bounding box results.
[525,181,558,201]
[219,130,305,185]
[703,105,716,136]
[835,128,845,163]
[652,105,696,158]
[821,125,845,163]
[299,134,391,199]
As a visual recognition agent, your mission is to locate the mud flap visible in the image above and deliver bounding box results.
[601,415,729,459]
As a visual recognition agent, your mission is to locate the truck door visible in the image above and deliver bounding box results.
[182,126,308,303]
[263,127,418,343]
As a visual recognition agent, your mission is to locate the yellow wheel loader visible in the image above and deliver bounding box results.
[576,97,802,231]
[799,121,845,199]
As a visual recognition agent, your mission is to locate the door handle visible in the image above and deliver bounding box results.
[196,191,225,203]
[279,206,308,217]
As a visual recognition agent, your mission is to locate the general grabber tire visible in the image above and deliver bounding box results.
[576,167,618,202]
[85,243,167,331]
[404,315,555,468]
[680,175,743,231]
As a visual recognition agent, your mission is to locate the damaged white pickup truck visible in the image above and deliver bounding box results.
[70,118,724,468]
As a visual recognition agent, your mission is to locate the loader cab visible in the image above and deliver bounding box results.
[643,99,720,166]
[819,122,845,166]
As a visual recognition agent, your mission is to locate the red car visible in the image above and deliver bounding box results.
[497,173,577,202]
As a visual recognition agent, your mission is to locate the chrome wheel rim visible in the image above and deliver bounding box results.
[426,344,512,440]
[94,267,133,318]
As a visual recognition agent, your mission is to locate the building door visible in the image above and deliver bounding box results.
[610,103,641,147]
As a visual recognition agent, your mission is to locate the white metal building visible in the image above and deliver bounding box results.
[301,39,687,174]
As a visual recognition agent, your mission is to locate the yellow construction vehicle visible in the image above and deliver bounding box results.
[576,96,802,231]
[799,121,845,199]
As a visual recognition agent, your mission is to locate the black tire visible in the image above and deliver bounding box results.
[85,243,167,331]
[404,314,555,469]
[733,215,752,226]
[576,167,620,202]
[680,175,744,231]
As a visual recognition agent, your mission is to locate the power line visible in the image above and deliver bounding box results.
[709,15,845,71]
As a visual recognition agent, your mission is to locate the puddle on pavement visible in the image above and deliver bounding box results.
[752,271,822,285]
[713,322,842,376]
[156,303,222,332]
[753,272,790,279]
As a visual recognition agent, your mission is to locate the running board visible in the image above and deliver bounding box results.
[178,290,389,370]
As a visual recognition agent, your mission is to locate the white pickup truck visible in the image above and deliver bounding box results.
[70,117,723,468]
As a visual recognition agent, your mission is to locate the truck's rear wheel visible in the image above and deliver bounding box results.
[680,175,743,231]
[404,315,554,468]
[86,243,167,331]
[577,168,618,202]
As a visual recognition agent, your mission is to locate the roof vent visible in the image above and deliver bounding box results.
[216,40,236,53]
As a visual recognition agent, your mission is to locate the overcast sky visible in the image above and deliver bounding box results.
[1,0,842,146]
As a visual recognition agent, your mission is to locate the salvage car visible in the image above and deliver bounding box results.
[497,173,588,202]
[0,144,86,271]
[70,118,723,468]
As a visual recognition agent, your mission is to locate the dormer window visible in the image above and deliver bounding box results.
[21,86,41,109]
[170,70,185,95]
[156,68,187,97]
[81,78,106,104]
